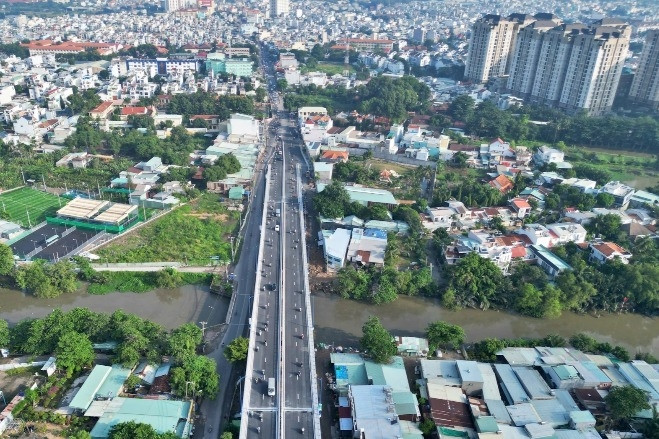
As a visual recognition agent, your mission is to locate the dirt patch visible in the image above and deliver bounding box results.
[0,369,40,402]
[183,213,229,221]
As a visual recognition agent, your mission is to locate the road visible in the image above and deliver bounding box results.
[197,110,276,438]
[239,44,319,438]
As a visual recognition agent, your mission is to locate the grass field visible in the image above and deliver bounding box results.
[0,187,65,227]
[301,62,356,76]
[97,193,239,264]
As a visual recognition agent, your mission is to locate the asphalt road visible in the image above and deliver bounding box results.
[197,112,275,438]
[241,45,317,438]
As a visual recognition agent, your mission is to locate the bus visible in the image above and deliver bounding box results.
[268,378,276,397]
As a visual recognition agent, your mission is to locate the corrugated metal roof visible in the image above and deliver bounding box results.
[513,367,553,400]
[69,365,113,410]
[493,364,529,404]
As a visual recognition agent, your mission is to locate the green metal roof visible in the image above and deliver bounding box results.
[97,365,131,398]
[392,391,418,416]
[228,186,244,199]
[69,365,113,410]
[553,365,579,380]
[475,416,500,433]
[90,398,192,438]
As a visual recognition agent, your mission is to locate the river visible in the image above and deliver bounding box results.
[311,293,659,354]
[1,287,656,354]
[0,285,229,329]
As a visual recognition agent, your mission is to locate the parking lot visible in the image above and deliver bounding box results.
[11,225,100,261]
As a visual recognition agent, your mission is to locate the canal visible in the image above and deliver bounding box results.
[0,285,229,329]
[312,293,659,354]
[1,286,656,354]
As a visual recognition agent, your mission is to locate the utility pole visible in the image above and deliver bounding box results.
[199,321,207,338]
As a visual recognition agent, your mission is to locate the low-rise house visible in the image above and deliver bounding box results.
[529,245,571,278]
[426,207,454,230]
[322,228,352,271]
[56,152,91,168]
[394,336,429,357]
[88,101,116,120]
[589,241,632,264]
[533,145,564,165]
[599,181,635,208]
[516,224,552,247]
[319,150,348,163]
[489,174,513,194]
[346,228,388,267]
[509,198,531,219]
[546,223,587,245]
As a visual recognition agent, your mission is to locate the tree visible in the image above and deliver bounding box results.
[220,433,234,439]
[588,214,622,241]
[426,321,465,352]
[14,260,78,299]
[224,336,249,363]
[448,95,474,121]
[0,243,14,275]
[595,192,615,208]
[452,151,469,168]
[419,418,436,435]
[168,323,202,362]
[55,331,94,376]
[360,316,397,364]
[255,87,267,102]
[154,268,183,288]
[313,181,351,218]
[472,338,506,362]
[170,355,219,398]
[605,386,650,422]
[569,333,598,352]
[108,421,179,439]
[0,319,8,348]
[123,374,142,392]
[447,253,507,309]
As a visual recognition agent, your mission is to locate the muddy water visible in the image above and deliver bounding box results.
[312,294,659,354]
[0,285,229,329]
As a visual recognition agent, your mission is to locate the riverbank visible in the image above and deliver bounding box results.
[311,293,659,354]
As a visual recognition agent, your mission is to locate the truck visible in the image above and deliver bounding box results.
[276,208,281,217]
[268,378,276,397]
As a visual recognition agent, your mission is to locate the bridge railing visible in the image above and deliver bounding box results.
[296,164,321,439]
[239,164,271,439]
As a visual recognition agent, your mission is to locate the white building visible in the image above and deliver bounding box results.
[322,228,352,271]
[533,145,564,165]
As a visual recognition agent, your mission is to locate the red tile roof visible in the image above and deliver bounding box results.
[488,175,513,194]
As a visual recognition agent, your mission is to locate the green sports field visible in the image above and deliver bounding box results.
[0,187,66,227]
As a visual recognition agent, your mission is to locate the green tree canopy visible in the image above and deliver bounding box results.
[313,181,351,218]
[224,336,249,363]
[605,385,650,421]
[0,319,9,348]
[0,243,14,275]
[170,355,219,398]
[448,95,475,121]
[108,421,179,439]
[168,323,203,362]
[426,321,465,352]
[56,331,94,376]
[360,316,397,364]
[14,260,78,299]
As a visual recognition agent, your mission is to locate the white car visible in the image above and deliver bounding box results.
[275,224,280,232]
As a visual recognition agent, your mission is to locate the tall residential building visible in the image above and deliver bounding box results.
[529,24,584,107]
[464,14,534,83]
[164,0,195,12]
[270,0,289,17]
[473,13,631,116]
[629,29,659,110]
[506,15,561,99]
[558,20,630,115]
[413,27,427,43]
